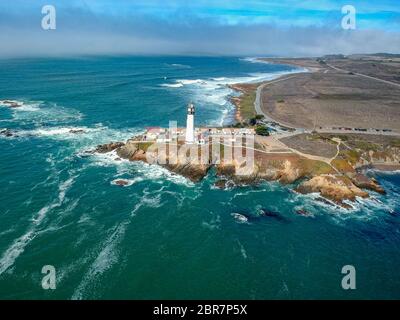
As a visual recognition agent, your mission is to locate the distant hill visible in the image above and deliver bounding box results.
[322,53,400,60]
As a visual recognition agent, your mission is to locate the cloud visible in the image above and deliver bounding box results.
[0,2,399,58]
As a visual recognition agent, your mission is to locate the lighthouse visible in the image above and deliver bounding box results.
[185,103,195,144]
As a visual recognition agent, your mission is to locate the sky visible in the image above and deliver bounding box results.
[0,0,399,57]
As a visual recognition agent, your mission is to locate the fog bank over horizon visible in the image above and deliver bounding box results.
[0,1,399,58]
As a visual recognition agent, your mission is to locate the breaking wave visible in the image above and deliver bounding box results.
[1,99,83,126]
[0,176,76,276]
[71,190,162,300]
[159,63,305,126]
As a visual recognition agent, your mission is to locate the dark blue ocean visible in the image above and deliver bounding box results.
[0,56,399,299]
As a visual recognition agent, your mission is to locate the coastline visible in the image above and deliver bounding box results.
[86,57,400,210]
[228,60,309,124]
[3,57,398,210]
[2,55,400,300]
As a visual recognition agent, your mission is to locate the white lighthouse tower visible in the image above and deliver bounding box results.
[185,102,195,144]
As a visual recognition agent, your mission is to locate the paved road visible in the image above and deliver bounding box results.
[325,62,400,89]
[254,75,303,133]
[253,68,400,138]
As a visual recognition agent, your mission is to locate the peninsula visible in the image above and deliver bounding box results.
[93,54,400,209]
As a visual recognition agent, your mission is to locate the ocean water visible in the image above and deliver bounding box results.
[0,56,399,299]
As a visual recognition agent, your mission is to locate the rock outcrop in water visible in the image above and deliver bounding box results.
[0,129,16,137]
[0,100,23,108]
[92,135,390,209]
[95,142,125,154]
[349,173,386,195]
[296,175,369,208]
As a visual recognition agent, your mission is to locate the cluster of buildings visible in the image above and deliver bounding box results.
[142,103,255,145]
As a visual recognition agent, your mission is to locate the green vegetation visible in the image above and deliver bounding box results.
[353,140,379,152]
[276,99,285,103]
[238,90,257,121]
[248,114,265,126]
[297,158,334,175]
[343,149,361,165]
[234,84,257,121]
[255,125,270,136]
[215,143,225,159]
[231,122,247,128]
[138,142,154,152]
[391,139,400,148]
[254,142,265,151]
[331,159,354,173]
[307,133,338,145]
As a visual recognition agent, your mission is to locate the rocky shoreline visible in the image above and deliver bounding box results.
[91,136,396,209]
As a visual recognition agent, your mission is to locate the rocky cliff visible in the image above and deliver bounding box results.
[92,136,392,209]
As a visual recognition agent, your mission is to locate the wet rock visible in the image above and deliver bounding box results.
[388,209,400,217]
[231,213,249,223]
[69,129,85,134]
[296,175,369,208]
[214,179,236,189]
[0,129,15,137]
[216,165,236,177]
[214,179,227,189]
[315,196,335,206]
[164,163,210,182]
[116,140,139,159]
[349,173,386,194]
[0,100,23,108]
[258,208,288,222]
[113,179,129,186]
[295,209,312,217]
[95,142,125,154]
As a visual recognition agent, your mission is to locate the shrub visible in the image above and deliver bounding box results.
[248,117,257,126]
[255,125,270,136]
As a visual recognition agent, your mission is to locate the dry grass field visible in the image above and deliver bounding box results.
[260,56,400,131]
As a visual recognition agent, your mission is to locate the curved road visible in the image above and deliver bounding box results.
[253,71,400,137]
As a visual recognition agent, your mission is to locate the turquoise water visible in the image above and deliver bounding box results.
[0,56,399,299]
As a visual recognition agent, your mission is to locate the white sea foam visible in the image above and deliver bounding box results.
[240,57,271,65]
[0,230,35,275]
[89,150,130,168]
[90,149,194,187]
[15,124,142,160]
[71,189,163,299]
[171,63,191,68]
[71,222,127,300]
[33,176,76,224]
[161,83,184,88]
[4,100,83,125]
[0,176,76,275]
[110,177,143,187]
[133,162,194,186]
[27,127,95,137]
[160,63,305,126]
[237,240,248,259]
[165,63,191,69]
[202,215,221,231]
[294,186,399,223]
